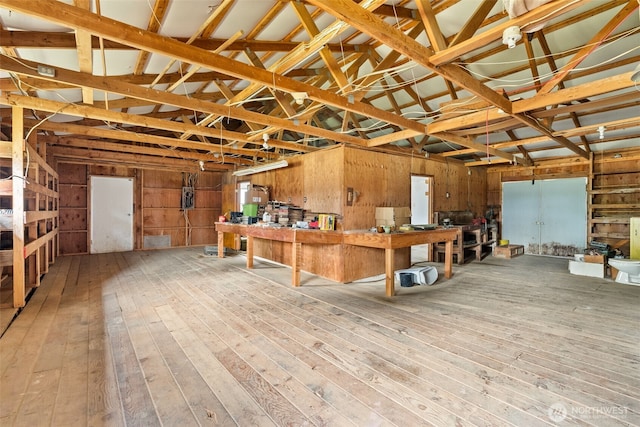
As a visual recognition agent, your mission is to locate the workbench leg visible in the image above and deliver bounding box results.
[246,236,254,269]
[385,248,395,297]
[444,240,453,279]
[217,231,225,257]
[291,242,302,287]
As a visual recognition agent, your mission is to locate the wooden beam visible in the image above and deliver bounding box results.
[432,131,527,165]
[514,72,637,113]
[148,0,234,88]
[191,0,416,140]
[243,47,298,118]
[73,0,93,104]
[367,130,422,148]
[306,0,513,114]
[523,35,542,92]
[554,116,640,138]
[50,146,232,171]
[506,130,533,165]
[449,0,498,47]
[0,93,276,145]
[415,0,447,52]
[429,71,637,133]
[11,106,25,308]
[17,117,316,157]
[0,0,414,139]
[291,1,352,92]
[511,112,588,158]
[50,137,254,165]
[429,0,584,65]
[0,55,364,146]
[0,30,360,52]
[350,22,425,100]
[535,0,639,95]
[132,0,170,75]
[0,69,324,92]
[168,29,244,93]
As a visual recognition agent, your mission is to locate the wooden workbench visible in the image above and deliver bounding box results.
[215,222,342,287]
[216,223,457,297]
[343,228,458,297]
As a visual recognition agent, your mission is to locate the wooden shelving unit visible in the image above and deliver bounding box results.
[433,225,495,264]
[0,112,59,311]
[58,163,88,255]
[588,152,640,256]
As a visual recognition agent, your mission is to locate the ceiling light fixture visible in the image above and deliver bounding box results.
[262,133,270,149]
[502,26,522,49]
[631,63,640,83]
[598,125,605,140]
[199,160,205,171]
[232,160,289,176]
[292,92,308,105]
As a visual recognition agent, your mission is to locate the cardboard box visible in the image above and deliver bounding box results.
[569,260,605,278]
[376,217,411,227]
[584,254,605,264]
[375,207,411,226]
[247,185,269,204]
[493,244,524,259]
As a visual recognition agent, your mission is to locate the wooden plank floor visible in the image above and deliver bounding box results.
[1,247,639,426]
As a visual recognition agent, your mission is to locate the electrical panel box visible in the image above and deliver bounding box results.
[181,186,194,210]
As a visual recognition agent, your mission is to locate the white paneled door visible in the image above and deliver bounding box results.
[90,176,134,254]
[411,175,432,261]
[502,177,587,256]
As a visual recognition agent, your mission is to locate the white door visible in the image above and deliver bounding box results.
[411,175,432,261]
[90,176,134,253]
[502,177,587,256]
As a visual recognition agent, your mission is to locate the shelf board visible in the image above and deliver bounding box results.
[590,203,640,209]
[588,232,630,239]
[589,217,630,224]
[589,187,640,195]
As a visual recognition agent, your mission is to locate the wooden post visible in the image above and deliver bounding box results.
[27,147,38,287]
[385,248,395,297]
[217,230,224,258]
[291,241,302,287]
[12,106,26,308]
[246,235,254,268]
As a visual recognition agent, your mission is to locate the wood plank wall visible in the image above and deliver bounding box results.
[487,147,640,256]
[57,162,224,255]
[244,145,487,282]
[142,169,222,247]
[58,163,88,254]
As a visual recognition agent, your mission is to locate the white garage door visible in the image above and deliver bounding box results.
[502,177,587,256]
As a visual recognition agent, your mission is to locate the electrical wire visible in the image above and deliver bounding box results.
[454,27,640,88]
[459,43,640,91]
[454,26,639,67]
